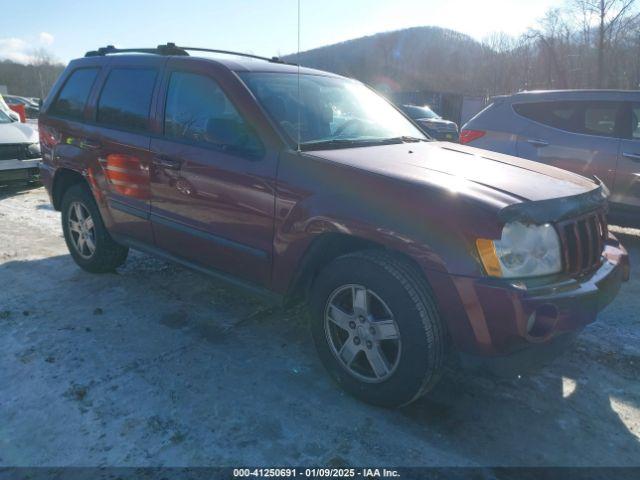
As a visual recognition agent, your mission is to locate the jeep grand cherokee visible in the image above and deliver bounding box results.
[39,44,629,407]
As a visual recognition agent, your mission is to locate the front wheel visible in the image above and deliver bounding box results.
[61,183,128,273]
[310,250,446,408]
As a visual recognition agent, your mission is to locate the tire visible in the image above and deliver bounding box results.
[309,250,446,408]
[61,182,128,273]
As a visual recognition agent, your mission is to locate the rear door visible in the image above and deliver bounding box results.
[514,100,622,188]
[87,56,164,245]
[148,59,278,286]
[614,102,640,211]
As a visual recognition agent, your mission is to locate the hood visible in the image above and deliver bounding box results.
[0,122,38,144]
[307,141,602,216]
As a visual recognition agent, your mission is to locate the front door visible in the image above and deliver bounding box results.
[149,66,277,286]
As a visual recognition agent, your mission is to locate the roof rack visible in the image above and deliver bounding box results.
[84,42,287,64]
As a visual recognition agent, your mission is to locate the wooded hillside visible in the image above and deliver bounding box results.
[285,0,640,96]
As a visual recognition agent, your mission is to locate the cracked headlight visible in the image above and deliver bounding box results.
[476,222,562,278]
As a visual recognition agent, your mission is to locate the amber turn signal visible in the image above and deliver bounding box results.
[476,239,502,277]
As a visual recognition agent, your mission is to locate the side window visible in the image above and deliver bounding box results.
[164,71,262,154]
[632,104,640,140]
[513,101,581,132]
[514,100,622,138]
[583,103,618,137]
[50,68,99,120]
[97,68,157,132]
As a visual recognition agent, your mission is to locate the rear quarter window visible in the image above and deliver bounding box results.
[50,68,100,120]
[96,68,158,132]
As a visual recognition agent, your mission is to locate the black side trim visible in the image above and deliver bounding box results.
[111,234,282,306]
[109,199,149,219]
[150,212,269,260]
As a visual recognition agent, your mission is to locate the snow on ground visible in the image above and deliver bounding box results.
[0,185,638,467]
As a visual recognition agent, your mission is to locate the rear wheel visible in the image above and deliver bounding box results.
[310,250,446,407]
[61,183,128,273]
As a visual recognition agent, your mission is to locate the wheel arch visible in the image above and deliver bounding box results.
[52,168,87,211]
[284,232,435,308]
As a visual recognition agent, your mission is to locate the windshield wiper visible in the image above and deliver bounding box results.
[299,138,383,151]
[385,136,428,143]
[299,136,427,151]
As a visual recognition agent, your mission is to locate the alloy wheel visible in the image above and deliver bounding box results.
[68,201,96,259]
[324,284,402,383]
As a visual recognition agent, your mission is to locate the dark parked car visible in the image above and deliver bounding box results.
[399,104,459,141]
[460,90,640,227]
[39,45,628,407]
[4,94,40,119]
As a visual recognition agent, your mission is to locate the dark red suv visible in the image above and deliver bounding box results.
[39,44,629,407]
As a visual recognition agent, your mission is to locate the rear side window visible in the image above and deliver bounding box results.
[164,71,262,154]
[584,104,618,136]
[50,68,99,120]
[97,68,157,132]
[513,100,623,138]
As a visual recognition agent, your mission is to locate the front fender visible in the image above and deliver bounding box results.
[270,151,503,293]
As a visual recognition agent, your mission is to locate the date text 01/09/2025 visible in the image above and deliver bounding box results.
[232,468,401,478]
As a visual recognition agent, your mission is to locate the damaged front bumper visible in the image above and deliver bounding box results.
[454,234,628,375]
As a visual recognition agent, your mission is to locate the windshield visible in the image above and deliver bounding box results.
[239,72,426,149]
[402,105,440,120]
[0,109,12,124]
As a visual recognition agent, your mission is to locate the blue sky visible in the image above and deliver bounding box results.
[2,0,557,64]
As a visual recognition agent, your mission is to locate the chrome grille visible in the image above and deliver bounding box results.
[556,211,607,275]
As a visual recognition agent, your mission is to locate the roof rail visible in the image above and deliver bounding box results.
[178,46,286,64]
[84,43,188,57]
[84,42,287,64]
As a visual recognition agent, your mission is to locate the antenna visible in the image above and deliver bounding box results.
[296,0,301,152]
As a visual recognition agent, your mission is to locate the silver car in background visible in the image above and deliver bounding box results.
[461,90,640,227]
[0,109,41,185]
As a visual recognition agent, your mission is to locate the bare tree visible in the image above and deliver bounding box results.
[288,0,640,98]
[526,8,573,89]
[573,0,639,87]
[0,48,64,98]
[30,48,58,99]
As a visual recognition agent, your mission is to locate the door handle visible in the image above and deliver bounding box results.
[622,152,640,162]
[80,138,101,150]
[152,155,182,170]
[526,138,549,148]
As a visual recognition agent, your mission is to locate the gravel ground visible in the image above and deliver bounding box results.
[0,185,638,467]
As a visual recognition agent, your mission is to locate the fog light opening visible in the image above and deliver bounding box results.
[527,304,559,338]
